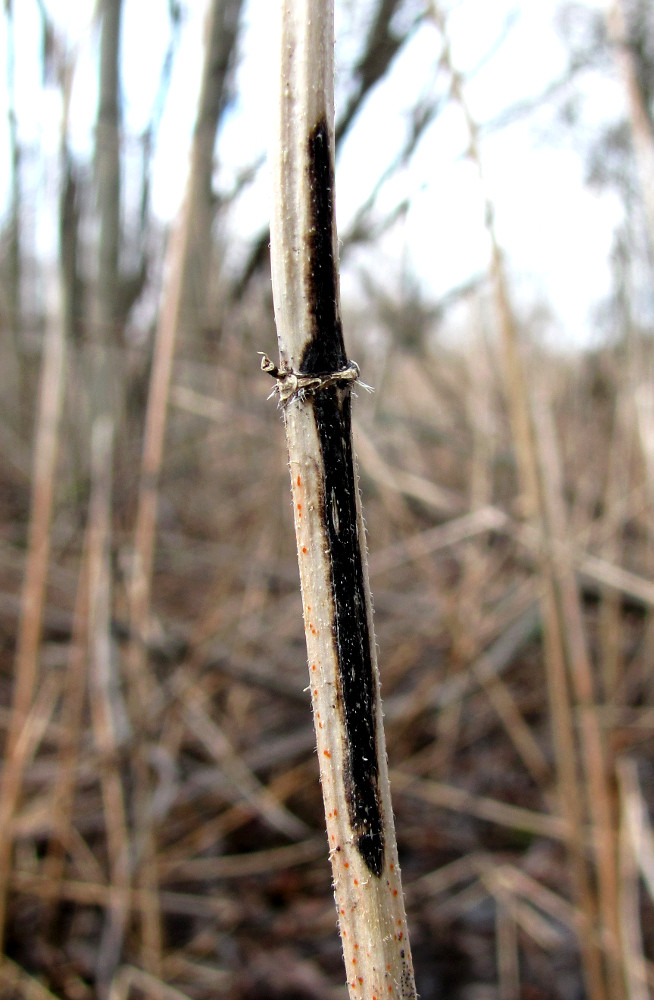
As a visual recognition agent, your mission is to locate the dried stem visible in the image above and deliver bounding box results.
[268,3,417,997]
[428,5,619,997]
[0,224,67,949]
[87,417,132,999]
[125,2,231,969]
[41,525,91,917]
[608,0,654,256]
[617,759,649,1000]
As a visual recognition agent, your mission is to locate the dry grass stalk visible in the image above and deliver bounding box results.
[608,0,654,255]
[0,250,67,949]
[390,770,567,840]
[0,955,61,1000]
[8,870,232,921]
[471,659,551,787]
[624,766,654,902]
[355,423,461,516]
[268,2,417,996]
[41,527,91,902]
[617,758,649,1000]
[158,837,324,881]
[597,397,630,703]
[534,391,624,993]
[124,2,230,971]
[87,416,132,998]
[127,185,191,712]
[428,6,621,996]
[108,963,198,1000]
[495,896,520,1000]
[488,864,579,933]
[170,669,307,839]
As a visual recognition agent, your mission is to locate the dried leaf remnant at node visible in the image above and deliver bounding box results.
[259,353,369,404]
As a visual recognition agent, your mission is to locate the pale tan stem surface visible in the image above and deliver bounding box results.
[269,3,417,998]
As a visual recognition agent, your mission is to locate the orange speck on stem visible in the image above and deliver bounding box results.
[354,879,359,886]
[297,475,301,487]
[323,749,331,757]
[393,889,398,897]
[344,862,349,869]
[302,546,307,553]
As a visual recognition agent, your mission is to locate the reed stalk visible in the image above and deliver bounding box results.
[124,1,230,969]
[428,6,621,997]
[608,0,654,256]
[267,3,417,998]
[0,208,67,952]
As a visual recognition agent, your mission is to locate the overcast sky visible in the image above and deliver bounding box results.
[0,0,627,347]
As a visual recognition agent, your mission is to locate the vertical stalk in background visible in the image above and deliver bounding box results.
[125,0,243,973]
[4,0,24,426]
[429,6,621,998]
[268,3,417,998]
[179,0,244,345]
[95,0,123,348]
[608,0,654,256]
[123,193,189,975]
[87,417,131,1000]
[127,0,243,711]
[0,155,67,952]
[41,526,90,928]
[617,758,652,1000]
[608,0,654,525]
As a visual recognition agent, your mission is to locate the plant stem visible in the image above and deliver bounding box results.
[428,7,617,997]
[268,3,417,998]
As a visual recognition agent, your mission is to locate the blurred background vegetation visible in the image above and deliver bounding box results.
[1,1,654,998]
